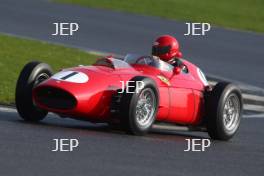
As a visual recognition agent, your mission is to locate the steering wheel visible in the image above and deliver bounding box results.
[134,56,147,64]
[135,56,154,65]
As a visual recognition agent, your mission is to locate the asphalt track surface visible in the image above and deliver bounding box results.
[0,0,264,176]
[0,107,264,176]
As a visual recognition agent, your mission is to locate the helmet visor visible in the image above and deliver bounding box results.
[152,45,171,55]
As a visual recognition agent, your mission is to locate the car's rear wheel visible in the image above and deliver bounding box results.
[205,82,243,140]
[120,76,159,135]
[16,61,53,122]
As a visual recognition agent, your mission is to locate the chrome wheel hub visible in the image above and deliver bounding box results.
[223,94,240,131]
[34,73,49,86]
[135,88,156,127]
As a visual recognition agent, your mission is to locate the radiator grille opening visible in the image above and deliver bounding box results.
[35,87,77,110]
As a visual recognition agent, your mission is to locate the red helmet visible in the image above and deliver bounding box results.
[152,35,182,61]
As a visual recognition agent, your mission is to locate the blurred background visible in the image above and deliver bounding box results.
[0,1,263,176]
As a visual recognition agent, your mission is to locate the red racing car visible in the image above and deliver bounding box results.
[16,54,243,140]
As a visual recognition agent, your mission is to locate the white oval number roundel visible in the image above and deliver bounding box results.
[52,71,89,83]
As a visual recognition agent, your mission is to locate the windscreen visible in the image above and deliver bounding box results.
[124,54,174,72]
[94,57,132,69]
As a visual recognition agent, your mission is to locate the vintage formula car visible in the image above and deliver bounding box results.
[16,54,243,140]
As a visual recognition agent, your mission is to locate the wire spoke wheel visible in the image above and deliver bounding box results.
[223,94,240,132]
[120,76,159,135]
[135,88,156,127]
[34,73,50,87]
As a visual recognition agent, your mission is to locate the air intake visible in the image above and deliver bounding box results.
[35,87,77,110]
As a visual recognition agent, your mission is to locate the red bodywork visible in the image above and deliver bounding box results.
[33,57,207,126]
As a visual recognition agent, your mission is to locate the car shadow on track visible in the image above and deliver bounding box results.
[12,115,209,142]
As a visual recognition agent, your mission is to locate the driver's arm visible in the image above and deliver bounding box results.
[170,59,188,73]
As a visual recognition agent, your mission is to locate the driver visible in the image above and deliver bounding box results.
[151,35,187,73]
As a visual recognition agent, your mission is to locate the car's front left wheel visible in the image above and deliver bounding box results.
[120,76,159,135]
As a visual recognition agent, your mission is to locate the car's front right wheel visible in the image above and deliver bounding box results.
[205,82,243,140]
[16,61,53,122]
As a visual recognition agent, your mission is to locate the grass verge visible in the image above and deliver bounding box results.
[54,0,264,33]
[0,34,98,105]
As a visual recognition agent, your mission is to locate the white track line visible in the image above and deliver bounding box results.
[207,81,264,105]
[207,80,264,96]
[243,113,264,118]
[0,106,16,113]
[243,94,264,102]
[244,104,264,112]
[238,84,264,93]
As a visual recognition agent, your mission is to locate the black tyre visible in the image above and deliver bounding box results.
[205,82,243,140]
[120,76,159,135]
[15,61,53,122]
